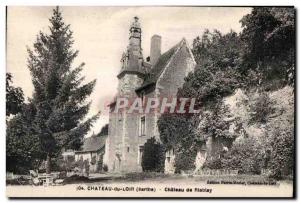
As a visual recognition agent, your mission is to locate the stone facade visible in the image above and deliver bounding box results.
[106,17,196,173]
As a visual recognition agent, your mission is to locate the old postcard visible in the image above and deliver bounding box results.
[6,6,295,198]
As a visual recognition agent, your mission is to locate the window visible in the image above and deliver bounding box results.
[138,146,144,164]
[140,116,145,136]
[127,147,130,153]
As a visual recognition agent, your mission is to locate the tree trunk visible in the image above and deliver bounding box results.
[46,153,51,174]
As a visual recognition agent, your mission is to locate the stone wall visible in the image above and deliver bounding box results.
[108,73,144,173]
[118,74,144,97]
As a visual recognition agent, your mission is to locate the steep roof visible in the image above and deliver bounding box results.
[136,38,191,92]
[77,135,107,153]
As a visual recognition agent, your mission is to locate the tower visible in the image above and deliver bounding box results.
[110,17,145,172]
[129,16,142,52]
[118,16,144,82]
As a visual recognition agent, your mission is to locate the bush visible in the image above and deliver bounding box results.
[203,157,222,170]
[6,113,44,174]
[221,136,264,174]
[174,148,197,173]
[268,128,294,179]
[250,92,275,124]
[141,137,165,172]
[264,86,294,179]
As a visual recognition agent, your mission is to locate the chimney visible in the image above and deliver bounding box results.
[150,35,161,65]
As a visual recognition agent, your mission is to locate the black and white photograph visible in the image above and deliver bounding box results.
[5,6,295,198]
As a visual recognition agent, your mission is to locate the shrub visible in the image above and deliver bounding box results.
[221,136,264,174]
[250,92,275,124]
[174,148,197,173]
[264,86,294,179]
[141,137,165,172]
[268,128,294,179]
[203,157,222,170]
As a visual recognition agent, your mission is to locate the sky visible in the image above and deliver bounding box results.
[6,6,251,136]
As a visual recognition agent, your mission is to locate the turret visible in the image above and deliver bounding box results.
[118,16,145,79]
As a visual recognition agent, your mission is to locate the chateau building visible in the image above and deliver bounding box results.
[106,17,196,173]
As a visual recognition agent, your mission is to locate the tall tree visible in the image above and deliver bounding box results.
[27,7,99,173]
[6,73,24,117]
[192,29,242,71]
[240,7,295,87]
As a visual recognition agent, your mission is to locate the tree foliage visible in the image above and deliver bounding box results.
[158,7,294,177]
[158,30,242,172]
[249,91,275,124]
[240,7,295,87]
[221,136,264,174]
[158,113,202,172]
[6,103,44,173]
[265,86,294,179]
[192,29,242,70]
[25,7,99,173]
[6,73,24,117]
[267,128,294,179]
[197,102,238,140]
